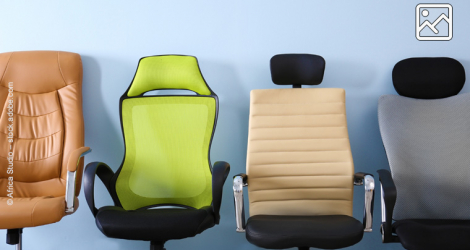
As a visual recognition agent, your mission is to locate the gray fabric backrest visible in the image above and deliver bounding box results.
[379,93,470,220]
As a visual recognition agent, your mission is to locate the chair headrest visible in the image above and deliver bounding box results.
[127,55,212,97]
[0,51,82,94]
[392,57,465,99]
[270,54,325,87]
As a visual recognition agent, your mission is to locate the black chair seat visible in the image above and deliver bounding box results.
[246,215,364,249]
[393,219,470,250]
[95,206,215,242]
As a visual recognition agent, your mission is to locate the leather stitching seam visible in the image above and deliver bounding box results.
[0,129,62,140]
[57,51,68,87]
[0,52,13,84]
[0,82,78,94]
[0,152,62,162]
[13,109,59,117]
[30,198,43,227]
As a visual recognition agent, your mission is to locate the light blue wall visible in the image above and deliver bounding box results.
[1,1,468,249]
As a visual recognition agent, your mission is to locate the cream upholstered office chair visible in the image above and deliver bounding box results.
[0,51,90,250]
[233,54,375,250]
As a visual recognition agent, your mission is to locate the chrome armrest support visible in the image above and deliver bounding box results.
[65,148,92,214]
[363,175,375,232]
[354,173,375,232]
[381,184,386,226]
[233,174,247,232]
[65,171,77,214]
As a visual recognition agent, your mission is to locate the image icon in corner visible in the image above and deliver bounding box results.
[416,4,453,41]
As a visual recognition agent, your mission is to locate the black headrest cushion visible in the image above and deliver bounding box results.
[270,54,325,86]
[392,57,465,99]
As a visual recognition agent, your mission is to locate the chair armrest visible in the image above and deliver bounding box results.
[65,147,92,214]
[354,172,375,232]
[83,162,116,217]
[67,147,92,172]
[377,169,399,243]
[212,161,230,224]
[233,173,248,232]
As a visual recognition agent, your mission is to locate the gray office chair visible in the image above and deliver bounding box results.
[378,57,470,250]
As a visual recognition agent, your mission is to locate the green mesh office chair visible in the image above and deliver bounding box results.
[83,55,230,250]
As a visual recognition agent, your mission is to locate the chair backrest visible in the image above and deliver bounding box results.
[115,55,217,210]
[246,54,354,217]
[0,51,84,198]
[379,57,469,220]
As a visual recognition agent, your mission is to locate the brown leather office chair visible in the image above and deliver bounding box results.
[0,51,90,250]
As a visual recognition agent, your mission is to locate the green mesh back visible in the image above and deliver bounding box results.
[115,55,216,210]
[116,96,215,210]
[127,55,212,96]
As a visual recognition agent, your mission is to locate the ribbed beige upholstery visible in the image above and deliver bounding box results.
[246,88,354,216]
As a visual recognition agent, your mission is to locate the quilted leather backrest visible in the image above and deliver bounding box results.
[246,88,354,216]
[0,51,84,198]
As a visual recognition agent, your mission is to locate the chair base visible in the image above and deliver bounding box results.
[6,228,23,250]
[150,241,166,250]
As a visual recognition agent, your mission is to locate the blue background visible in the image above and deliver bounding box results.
[1,1,469,249]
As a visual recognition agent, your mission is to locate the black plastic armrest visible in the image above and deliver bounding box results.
[83,162,115,217]
[377,169,398,243]
[212,161,231,224]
